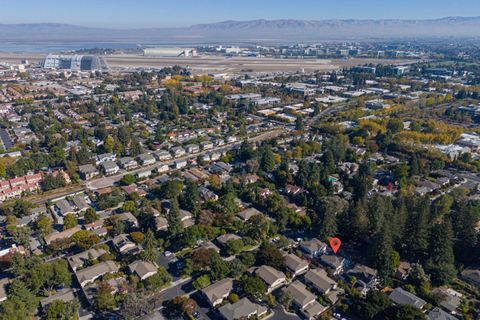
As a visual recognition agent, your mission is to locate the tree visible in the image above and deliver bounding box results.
[166,296,197,318]
[192,274,211,290]
[353,290,392,319]
[119,289,163,319]
[63,213,77,230]
[257,242,285,269]
[144,267,172,290]
[425,220,456,285]
[71,230,100,250]
[370,224,395,282]
[229,259,247,279]
[295,115,305,131]
[386,118,404,134]
[210,255,229,281]
[279,290,294,310]
[9,199,33,217]
[130,231,145,244]
[226,238,244,256]
[12,227,31,249]
[260,146,276,173]
[84,207,99,224]
[182,180,201,214]
[167,198,184,237]
[36,213,53,238]
[104,135,115,153]
[242,275,267,300]
[95,282,116,311]
[121,174,136,186]
[379,305,427,320]
[45,299,80,320]
[141,229,159,262]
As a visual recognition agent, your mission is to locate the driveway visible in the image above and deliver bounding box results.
[272,305,301,320]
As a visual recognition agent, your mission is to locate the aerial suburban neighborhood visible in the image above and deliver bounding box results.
[0,1,479,320]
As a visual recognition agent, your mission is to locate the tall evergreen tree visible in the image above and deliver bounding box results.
[167,197,184,237]
[425,218,456,285]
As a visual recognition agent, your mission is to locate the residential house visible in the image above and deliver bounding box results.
[154,150,172,161]
[67,248,107,271]
[96,153,116,165]
[283,281,327,320]
[78,164,99,180]
[115,212,139,228]
[428,307,459,320]
[72,195,90,213]
[171,146,186,158]
[200,141,214,150]
[111,234,139,255]
[137,153,156,166]
[461,268,480,286]
[395,261,411,280]
[44,226,81,245]
[155,216,168,231]
[173,159,187,169]
[118,157,138,170]
[75,260,119,287]
[218,297,268,320]
[304,268,337,295]
[347,264,379,295]
[185,144,200,153]
[285,184,304,196]
[128,260,158,280]
[40,288,76,310]
[136,169,152,179]
[236,207,262,222]
[320,255,346,276]
[180,209,194,228]
[55,199,75,216]
[254,265,287,293]
[101,161,120,176]
[199,187,218,201]
[284,253,309,278]
[216,234,242,248]
[201,278,233,307]
[389,287,427,309]
[431,287,462,314]
[300,238,327,258]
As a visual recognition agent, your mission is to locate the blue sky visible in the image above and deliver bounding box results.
[2,0,480,28]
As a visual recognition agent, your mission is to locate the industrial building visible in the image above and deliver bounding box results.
[42,54,109,71]
[143,47,197,57]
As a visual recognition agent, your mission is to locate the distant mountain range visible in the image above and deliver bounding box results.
[1,17,480,45]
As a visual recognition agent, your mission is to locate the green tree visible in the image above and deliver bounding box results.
[241,275,267,300]
[45,299,80,320]
[63,213,77,230]
[104,135,115,153]
[71,230,100,250]
[120,174,136,186]
[261,146,276,173]
[425,220,456,285]
[226,239,244,256]
[167,198,184,237]
[386,118,404,134]
[94,282,116,311]
[192,274,211,290]
[256,242,285,269]
[84,208,99,224]
[36,213,53,238]
[141,229,159,262]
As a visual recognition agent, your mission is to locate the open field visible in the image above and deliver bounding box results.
[0,52,419,74]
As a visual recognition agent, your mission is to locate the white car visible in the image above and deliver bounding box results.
[164,251,173,257]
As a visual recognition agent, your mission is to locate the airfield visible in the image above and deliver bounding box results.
[0,52,418,74]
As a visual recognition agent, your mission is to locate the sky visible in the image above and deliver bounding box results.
[1,0,480,28]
